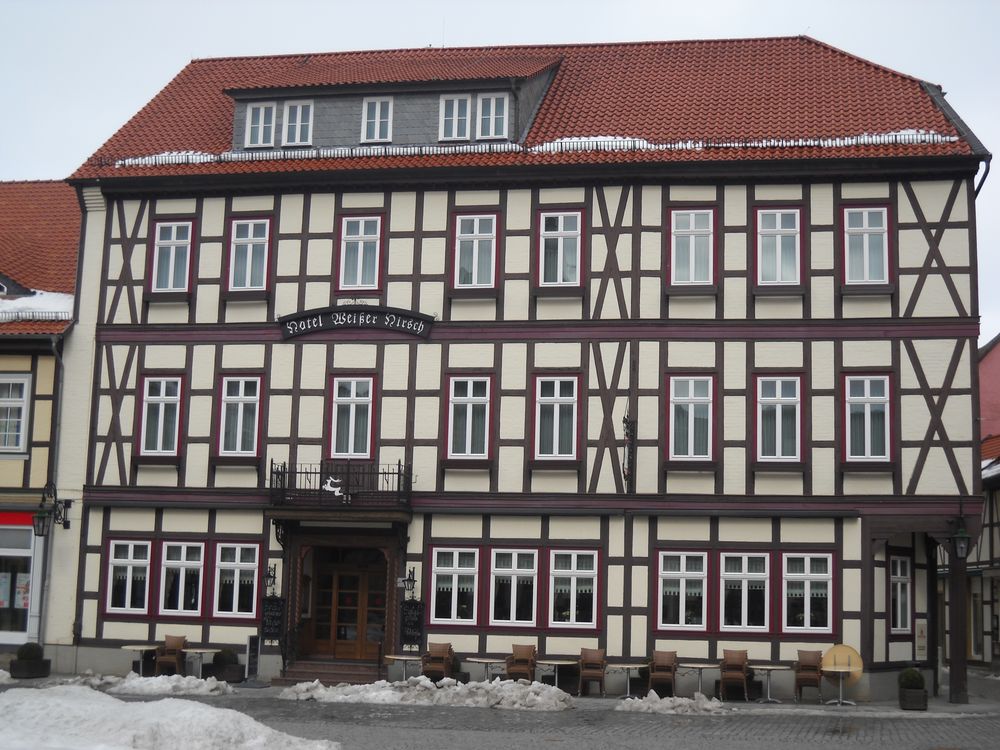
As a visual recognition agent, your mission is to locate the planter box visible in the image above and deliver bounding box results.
[10,659,51,679]
[899,687,927,710]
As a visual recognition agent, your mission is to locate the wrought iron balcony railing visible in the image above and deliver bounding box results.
[269,460,412,510]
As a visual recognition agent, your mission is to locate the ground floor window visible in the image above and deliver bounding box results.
[0,527,33,634]
[214,544,258,617]
[720,553,769,631]
[890,556,911,633]
[491,550,536,625]
[550,551,596,627]
[658,551,706,629]
[160,543,203,615]
[431,548,477,624]
[108,541,150,613]
[783,553,831,632]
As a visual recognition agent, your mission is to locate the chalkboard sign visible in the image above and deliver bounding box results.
[261,596,285,640]
[400,599,424,647]
[245,635,259,679]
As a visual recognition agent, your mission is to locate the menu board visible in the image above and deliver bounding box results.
[260,596,285,640]
[400,599,424,647]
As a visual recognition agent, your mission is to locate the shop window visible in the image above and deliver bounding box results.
[490,550,536,625]
[783,553,831,631]
[658,551,706,629]
[720,553,769,631]
[160,542,203,615]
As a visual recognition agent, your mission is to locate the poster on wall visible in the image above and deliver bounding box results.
[15,573,29,609]
[0,572,9,608]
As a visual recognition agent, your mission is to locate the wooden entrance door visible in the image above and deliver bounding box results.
[311,567,387,659]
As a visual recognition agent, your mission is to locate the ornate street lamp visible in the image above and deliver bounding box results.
[32,481,71,538]
[952,522,971,560]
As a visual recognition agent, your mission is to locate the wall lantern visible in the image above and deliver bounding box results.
[32,481,72,538]
[952,521,972,560]
[400,567,417,599]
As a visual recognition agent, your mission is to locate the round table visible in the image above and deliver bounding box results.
[753,664,790,703]
[822,665,862,706]
[536,659,576,692]
[608,662,647,699]
[385,653,422,679]
[120,644,159,677]
[185,648,221,679]
[467,657,506,682]
[679,662,716,696]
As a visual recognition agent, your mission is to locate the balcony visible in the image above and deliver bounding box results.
[269,460,412,520]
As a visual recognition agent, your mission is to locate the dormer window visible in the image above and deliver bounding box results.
[245,103,276,148]
[477,93,509,140]
[440,95,471,141]
[283,100,313,146]
[361,97,392,143]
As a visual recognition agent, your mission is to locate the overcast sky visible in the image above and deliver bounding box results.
[2,0,997,343]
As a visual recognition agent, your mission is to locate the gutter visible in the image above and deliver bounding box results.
[921,81,992,195]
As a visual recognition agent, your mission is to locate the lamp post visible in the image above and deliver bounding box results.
[949,519,972,704]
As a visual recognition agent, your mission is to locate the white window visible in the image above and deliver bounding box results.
[160,543,203,615]
[671,210,713,284]
[229,219,269,291]
[845,208,887,283]
[757,377,799,461]
[669,377,712,459]
[432,548,477,623]
[757,209,799,284]
[220,377,260,456]
[539,212,581,286]
[107,541,150,613]
[658,552,706,629]
[141,377,180,456]
[721,553,769,630]
[283,100,313,146]
[491,550,536,625]
[215,544,258,617]
[454,215,495,288]
[0,527,35,634]
[361,97,392,142]
[331,377,372,458]
[535,377,577,458]
[339,217,381,290]
[0,375,30,452]
[783,554,831,631]
[890,556,911,633]
[439,95,471,141]
[550,551,596,627]
[152,222,191,293]
[846,376,889,460]
[449,377,490,458]
[477,93,509,139]
[245,103,275,147]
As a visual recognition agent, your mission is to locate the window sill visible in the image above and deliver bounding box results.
[146,291,191,304]
[840,461,894,473]
[839,283,896,296]
[0,452,28,461]
[663,460,717,472]
[532,286,585,299]
[528,458,582,471]
[440,458,494,471]
[222,289,270,302]
[336,288,382,298]
[449,287,499,300]
[665,285,718,297]
[132,454,182,467]
[751,285,805,297]
[751,461,804,472]
[210,454,261,468]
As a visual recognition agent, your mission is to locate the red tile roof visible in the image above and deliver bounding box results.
[0,320,71,336]
[0,181,79,294]
[984,435,1000,461]
[72,36,981,181]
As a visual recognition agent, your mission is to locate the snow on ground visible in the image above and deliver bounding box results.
[616,690,730,714]
[56,670,235,695]
[0,684,340,750]
[0,669,10,683]
[281,675,574,711]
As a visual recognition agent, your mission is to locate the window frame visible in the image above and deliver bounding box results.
[669,208,716,286]
[756,375,801,462]
[889,555,912,634]
[538,210,583,288]
[844,374,891,461]
[756,207,801,286]
[842,206,890,285]
[0,374,31,454]
[336,214,384,293]
[244,102,276,148]
[489,549,537,626]
[430,547,479,625]
[150,220,193,294]
[549,550,598,628]
[476,93,510,140]
[657,551,708,631]
[329,375,375,459]
[533,375,579,460]
[227,217,271,292]
[447,375,492,459]
[782,553,833,633]
[667,375,714,461]
[360,97,393,143]
[217,376,262,458]
[106,540,151,614]
[439,95,472,141]
[213,543,260,618]
[282,99,313,147]
[159,541,204,616]
[452,213,498,290]
[139,375,182,457]
[719,552,770,632]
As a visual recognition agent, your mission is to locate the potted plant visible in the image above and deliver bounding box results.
[212,648,245,683]
[898,667,927,710]
[9,642,51,679]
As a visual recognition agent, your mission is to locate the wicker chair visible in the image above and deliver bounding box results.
[154,634,187,676]
[505,644,537,682]
[717,649,751,701]
[647,650,677,697]
[578,647,607,697]
[794,649,824,703]
[421,642,455,681]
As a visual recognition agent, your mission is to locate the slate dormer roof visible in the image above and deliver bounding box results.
[71,36,987,181]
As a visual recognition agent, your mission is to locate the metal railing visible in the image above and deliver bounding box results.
[270,460,412,508]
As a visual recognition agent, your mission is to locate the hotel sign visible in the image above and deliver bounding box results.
[279,305,434,340]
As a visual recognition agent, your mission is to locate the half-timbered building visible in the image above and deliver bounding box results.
[55,37,988,695]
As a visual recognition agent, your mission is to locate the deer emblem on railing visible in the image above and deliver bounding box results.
[322,475,350,504]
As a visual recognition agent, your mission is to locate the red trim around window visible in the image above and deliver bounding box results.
[333,211,388,296]
[534,207,587,290]
[664,372,719,464]
[530,373,582,461]
[443,372,496,460]
[752,372,805,464]
[222,215,274,295]
[326,372,379,460]
[448,211,502,292]
[840,371,894,464]
[134,372,185,460]
[146,216,197,299]
[886,548,914,640]
[212,372,265,460]
[665,206,719,288]
[838,202,895,287]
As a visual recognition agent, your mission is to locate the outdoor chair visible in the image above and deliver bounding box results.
[578,647,607,697]
[717,648,751,701]
[154,634,187,676]
[647,650,677,697]
[794,649,824,703]
[421,642,455,681]
[505,644,537,682]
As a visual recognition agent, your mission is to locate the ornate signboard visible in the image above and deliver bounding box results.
[279,305,434,340]
[400,599,424,647]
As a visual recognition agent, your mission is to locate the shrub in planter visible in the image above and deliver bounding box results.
[10,642,51,679]
[898,667,927,710]
[212,648,244,683]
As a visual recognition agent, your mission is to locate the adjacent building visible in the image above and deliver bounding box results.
[49,37,988,695]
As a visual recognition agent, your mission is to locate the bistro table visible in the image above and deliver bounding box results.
[385,653,422,679]
[823,665,861,706]
[185,647,221,679]
[679,662,716,697]
[467,657,506,682]
[607,661,647,699]
[753,664,790,704]
[536,658,577,692]
[121,644,159,677]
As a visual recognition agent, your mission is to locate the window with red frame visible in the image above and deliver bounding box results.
[214,544,258,617]
[331,377,373,458]
[151,222,191,293]
[757,376,800,461]
[757,209,800,285]
[670,210,713,285]
[535,377,577,459]
[448,377,490,458]
[720,553,769,631]
[140,377,181,456]
[107,541,150,613]
[669,377,712,460]
[783,553,832,632]
[490,549,536,626]
[229,219,269,291]
[160,542,203,615]
[658,551,707,629]
[846,375,889,460]
[219,377,261,456]
[339,217,381,291]
[431,548,478,624]
[454,215,496,288]
[539,212,581,286]
[550,550,596,627]
[844,207,888,284]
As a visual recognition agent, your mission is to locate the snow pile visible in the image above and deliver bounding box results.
[0,668,10,683]
[0,685,340,750]
[58,670,235,695]
[281,675,573,711]
[0,290,73,320]
[984,673,1000,681]
[616,690,729,715]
